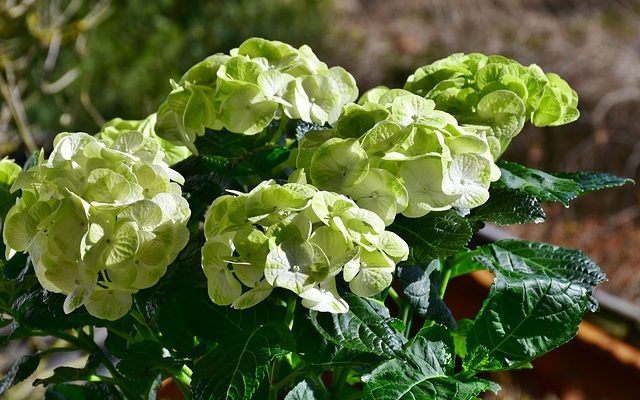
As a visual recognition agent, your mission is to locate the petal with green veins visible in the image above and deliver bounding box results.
[84,289,133,321]
[264,239,330,293]
[231,280,273,310]
[400,157,457,217]
[347,250,395,298]
[300,278,348,313]
[476,89,526,145]
[360,121,405,158]
[309,138,369,192]
[202,238,243,306]
[220,85,278,135]
[389,94,437,126]
[346,168,408,225]
[442,153,491,208]
[377,231,409,262]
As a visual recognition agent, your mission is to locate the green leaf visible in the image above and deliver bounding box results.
[34,365,96,387]
[2,252,30,281]
[496,161,581,206]
[468,240,606,297]
[553,171,634,193]
[12,289,107,330]
[388,211,472,264]
[191,322,295,400]
[398,261,456,328]
[248,146,290,178]
[465,272,588,372]
[115,340,164,380]
[363,325,498,399]
[44,382,122,400]
[455,239,606,371]
[468,188,545,225]
[0,353,41,395]
[309,292,405,356]
[284,379,327,400]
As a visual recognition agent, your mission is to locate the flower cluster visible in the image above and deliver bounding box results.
[295,89,500,223]
[202,180,408,313]
[99,114,191,166]
[3,131,190,320]
[155,37,358,153]
[404,53,579,155]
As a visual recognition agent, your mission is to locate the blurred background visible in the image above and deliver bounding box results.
[1,0,639,398]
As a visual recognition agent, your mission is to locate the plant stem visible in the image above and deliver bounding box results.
[284,293,297,331]
[271,368,303,391]
[269,359,281,400]
[330,367,349,399]
[45,329,140,399]
[342,392,364,400]
[386,287,402,306]
[439,267,453,299]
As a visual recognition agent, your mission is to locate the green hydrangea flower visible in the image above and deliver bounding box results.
[202,180,408,313]
[155,38,358,153]
[404,53,579,155]
[99,114,191,166]
[296,89,500,222]
[2,131,190,320]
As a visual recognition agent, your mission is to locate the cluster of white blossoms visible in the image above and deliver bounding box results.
[1,41,584,319]
[155,37,358,153]
[202,179,408,313]
[404,53,579,155]
[3,131,190,320]
[295,89,501,224]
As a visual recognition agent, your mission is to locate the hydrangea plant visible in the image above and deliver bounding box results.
[0,39,632,400]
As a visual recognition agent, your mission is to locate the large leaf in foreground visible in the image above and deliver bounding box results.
[363,325,497,399]
[458,240,606,309]
[389,211,472,264]
[453,240,604,372]
[192,322,295,400]
[465,272,588,372]
[310,293,405,356]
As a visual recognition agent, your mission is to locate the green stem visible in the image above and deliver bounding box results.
[386,287,402,307]
[272,368,303,391]
[331,367,349,399]
[158,365,192,400]
[284,293,297,331]
[308,373,332,399]
[269,360,281,400]
[342,392,364,400]
[439,267,453,299]
[38,346,82,358]
[45,330,140,399]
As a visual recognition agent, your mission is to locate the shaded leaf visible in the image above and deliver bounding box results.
[389,211,472,264]
[11,289,107,330]
[284,379,327,400]
[0,353,41,395]
[398,261,456,328]
[363,325,497,399]
[310,293,405,357]
[44,382,122,400]
[191,322,295,400]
